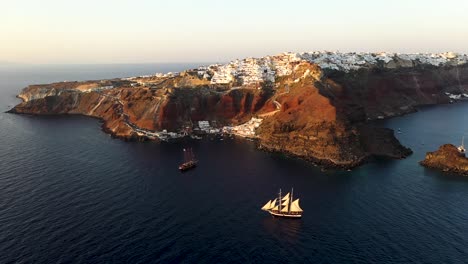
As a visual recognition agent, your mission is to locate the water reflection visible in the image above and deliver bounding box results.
[262,216,303,245]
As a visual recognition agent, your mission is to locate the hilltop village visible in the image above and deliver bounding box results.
[203,51,468,85]
[125,51,468,88]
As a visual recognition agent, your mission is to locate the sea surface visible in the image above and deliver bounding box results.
[0,64,467,263]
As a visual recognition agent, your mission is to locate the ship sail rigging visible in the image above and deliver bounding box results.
[261,188,303,218]
[458,136,466,154]
[179,148,198,171]
[184,148,196,162]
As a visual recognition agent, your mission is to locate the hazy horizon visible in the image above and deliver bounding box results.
[2,0,468,64]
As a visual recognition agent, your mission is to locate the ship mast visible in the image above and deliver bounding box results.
[191,148,196,161]
[459,136,466,153]
[278,188,282,212]
[184,148,194,162]
[289,188,293,214]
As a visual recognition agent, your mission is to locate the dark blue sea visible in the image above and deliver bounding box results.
[1,64,467,263]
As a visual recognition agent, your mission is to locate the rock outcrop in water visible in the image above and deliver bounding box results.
[8,51,468,168]
[420,144,468,176]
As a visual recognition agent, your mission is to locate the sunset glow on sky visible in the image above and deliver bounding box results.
[2,0,468,64]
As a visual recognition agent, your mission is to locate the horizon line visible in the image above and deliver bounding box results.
[4,49,468,66]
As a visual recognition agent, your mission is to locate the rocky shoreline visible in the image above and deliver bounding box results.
[420,144,468,176]
[7,52,468,169]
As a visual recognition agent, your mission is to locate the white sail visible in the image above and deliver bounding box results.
[261,200,272,211]
[282,193,290,201]
[271,205,279,211]
[269,199,277,209]
[281,204,289,212]
[290,199,303,212]
[282,199,289,206]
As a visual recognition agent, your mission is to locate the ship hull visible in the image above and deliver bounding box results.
[268,210,302,218]
[179,161,198,171]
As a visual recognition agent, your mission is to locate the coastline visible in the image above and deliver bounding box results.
[7,52,468,169]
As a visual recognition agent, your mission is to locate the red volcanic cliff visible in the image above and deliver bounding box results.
[8,61,468,168]
[155,88,273,130]
[257,63,412,167]
[10,82,273,141]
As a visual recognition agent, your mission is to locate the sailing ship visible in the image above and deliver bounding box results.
[179,148,198,171]
[458,136,466,154]
[261,188,303,218]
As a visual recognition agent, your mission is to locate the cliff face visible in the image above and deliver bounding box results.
[10,81,273,140]
[420,144,468,176]
[8,56,468,168]
[324,66,468,121]
[155,88,273,130]
[256,63,413,167]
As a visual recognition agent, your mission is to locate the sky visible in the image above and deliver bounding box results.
[1,0,468,64]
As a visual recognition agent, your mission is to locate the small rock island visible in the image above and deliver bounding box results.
[420,144,468,176]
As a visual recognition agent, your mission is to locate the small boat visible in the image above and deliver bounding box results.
[179,148,198,171]
[261,188,303,218]
[458,136,466,154]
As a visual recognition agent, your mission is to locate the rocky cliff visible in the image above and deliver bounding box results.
[420,144,468,176]
[256,62,414,167]
[8,52,468,168]
[10,84,269,140]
